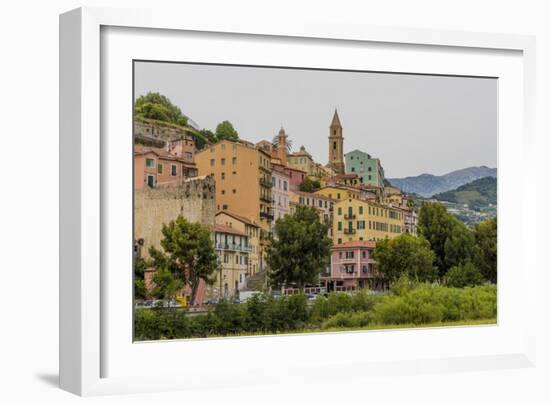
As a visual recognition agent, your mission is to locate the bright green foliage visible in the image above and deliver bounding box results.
[443,222,475,269]
[299,177,321,193]
[267,206,332,289]
[195,129,216,150]
[215,120,239,141]
[370,283,496,325]
[321,311,370,329]
[147,215,218,305]
[473,218,497,283]
[373,233,438,283]
[418,202,475,276]
[134,284,496,340]
[445,262,485,288]
[150,267,184,302]
[134,92,188,127]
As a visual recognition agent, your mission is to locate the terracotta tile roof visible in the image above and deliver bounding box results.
[332,240,376,249]
[216,210,259,227]
[214,224,246,236]
[134,145,196,165]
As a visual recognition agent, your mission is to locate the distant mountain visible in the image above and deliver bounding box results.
[388,166,497,197]
[433,176,497,210]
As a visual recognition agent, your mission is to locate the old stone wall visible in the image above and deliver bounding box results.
[135,175,216,258]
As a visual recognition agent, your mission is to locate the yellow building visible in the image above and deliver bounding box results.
[287,145,325,180]
[315,185,361,202]
[214,224,250,299]
[332,198,405,244]
[216,211,261,277]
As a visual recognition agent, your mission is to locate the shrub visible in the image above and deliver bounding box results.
[310,292,353,323]
[321,311,371,329]
[445,262,485,288]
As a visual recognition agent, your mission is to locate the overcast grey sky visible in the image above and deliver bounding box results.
[134,61,497,178]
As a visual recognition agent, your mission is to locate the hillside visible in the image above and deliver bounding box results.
[388,166,497,197]
[433,176,496,210]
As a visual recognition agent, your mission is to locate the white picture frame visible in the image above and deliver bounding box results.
[59,6,537,396]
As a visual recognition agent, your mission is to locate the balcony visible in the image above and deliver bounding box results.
[344,214,356,219]
[216,243,252,252]
[344,228,356,234]
[259,178,273,188]
[260,211,274,220]
[260,194,272,203]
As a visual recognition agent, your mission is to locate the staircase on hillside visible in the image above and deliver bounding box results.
[244,270,269,291]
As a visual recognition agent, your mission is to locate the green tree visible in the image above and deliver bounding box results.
[195,129,216,150]
[148,215,219,306]
[473,218,497,283]
[134,255,148,300]
[445,262,485,288]
[299,177,321,193]
[373,233,438,283]
[150,267,184,304]
[215,120,239,141]
[417,202,474,277]
[443,222,475,269]
[134,92,188,126]
[267,206,332,289]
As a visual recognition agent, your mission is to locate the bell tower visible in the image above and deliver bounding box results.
[276,126,288,166]
[328,109,345,175]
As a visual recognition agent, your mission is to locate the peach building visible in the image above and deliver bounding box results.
[134,144,198,189]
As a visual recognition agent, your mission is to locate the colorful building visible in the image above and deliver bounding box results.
[332,198,405,244]
[287,145,324,179]
[270,166,291,230]
[215,211,261,277]
[289,190,334,229]
[345,149,385,188]
[134,144,198,190]
[314,185,361,202]
[214,224,250,299]
[327,109,345,175]
[321,240,387,292]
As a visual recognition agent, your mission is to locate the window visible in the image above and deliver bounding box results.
[338,238,342,244]
[221,158,226,165]
[351,167,355,172]
[368,167,372,172]
[221,190,225,195]
[146,175,154,188]
[357,221,365,229]
[210,159,215,166]
[368,175,372,180]
[222,204,228,210]
[337,207,342,216]
[221,172,225,180]
[333,141,336,150]
[338,221,342,231]
[337,193,341,199]
[171,164,177,176]
[362,251,366,258]
[221,143,226,150]
[157,164,163,174]
[232,157,237,165]
[184,152,193,159]
[232,189,236,194]
[146,158,154,167]
[283,181,288,191]
[359,206,363,214]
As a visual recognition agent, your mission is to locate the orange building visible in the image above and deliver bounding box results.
[195,140,273,272]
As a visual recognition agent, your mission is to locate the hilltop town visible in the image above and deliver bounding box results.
[134,106,418,305]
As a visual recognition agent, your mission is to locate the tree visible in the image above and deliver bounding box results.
[134,92,188,127]
[267,206,332,289]
[150,267,184,304]
[473,218,497,283]
[215,120,239,141]
[134,256,148,300]
[148,216,219,306]
[445,262,485,288]
[417,202,474,277]
[373,233,438,283]
[299,177,321,193]
[195,129,216,150]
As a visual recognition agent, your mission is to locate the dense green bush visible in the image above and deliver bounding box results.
[134,284,497,340]
[321,311,371,329]
[370,283,496,325]
[445,262,485,288]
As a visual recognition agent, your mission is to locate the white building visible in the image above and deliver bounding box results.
[270,165,291,232]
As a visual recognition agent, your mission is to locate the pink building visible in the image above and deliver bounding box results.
[272,163,306,191]
[322,240,387,292]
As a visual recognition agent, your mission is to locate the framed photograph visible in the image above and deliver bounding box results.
[60,7,537,396]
